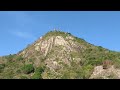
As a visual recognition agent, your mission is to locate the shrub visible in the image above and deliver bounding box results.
[16,56,24,61]
[16,69,21,74]
[31,67,45,79]
[0,64,5,69]
[28,59,33,62]
[78,65,94,79]
[32,72,42,79]
[22,64,34,74]
[0,64,5,73]
[98,46,103,51]
[5,54,16,61]
[114,60,120,69]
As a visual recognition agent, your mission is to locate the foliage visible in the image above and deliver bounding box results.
[31,66,45,79]
[22,64,34,74]
[78,65,94,79]
[0,64,5,73]
[0,64,5,69]
[43,30,72,39]
[16,56,24,61]
[113,59,120,69]
[5,54,16,61]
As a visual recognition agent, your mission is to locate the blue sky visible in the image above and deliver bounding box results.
[0,11,120,56]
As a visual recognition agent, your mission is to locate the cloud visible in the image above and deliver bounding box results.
[11,31,36,39]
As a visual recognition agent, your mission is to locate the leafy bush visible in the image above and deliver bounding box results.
[32,67,45,79]
[16,69,21,74]
[5,54,16,61]
[0,64,5,69]
[0,64,5,73]
[28,59,33,62]
[16,56,24,61]
[113,59,120,69]
[32,72,42,79]
[98,46,103,51]
[78,65,94,79]
[22,64,34,74]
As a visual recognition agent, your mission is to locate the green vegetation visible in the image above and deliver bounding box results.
[79,65,94,79]
[32,66,45,79]
[43,30,73,40]
[5,54,16,61]
[0,64,5,70]
[113,59,120,69]
[22,64,34,74]
[16,55,24,61]
[0,64,5,73]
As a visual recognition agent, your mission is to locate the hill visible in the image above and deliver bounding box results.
[0,30,120,79]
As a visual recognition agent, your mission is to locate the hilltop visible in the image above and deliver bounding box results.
[1,30,120,79]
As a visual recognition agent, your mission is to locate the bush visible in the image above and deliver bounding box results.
[114,60,120,69]
[5,54,16,61]
[16,56,24,61]
[31,67,44,79]
[0,64,5,73]
[78,65,94,79]
[32,72,42,79]
[0,64,5,69]
[22,64,34,74]
[28,59,33,62]
[16,69,21,74]
[98,46,103,51]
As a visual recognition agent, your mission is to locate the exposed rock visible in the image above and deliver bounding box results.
[55,36,69,46]
[40,37,54,56]
[35,46,40,51]
[90,65,120,79]
[66,36,74,40]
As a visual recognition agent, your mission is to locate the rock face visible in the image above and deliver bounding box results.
[55,36,68,46]
[90,65,120,79]
[16,31,88,79]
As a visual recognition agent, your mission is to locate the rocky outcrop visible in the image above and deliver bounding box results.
[90,65,120,79]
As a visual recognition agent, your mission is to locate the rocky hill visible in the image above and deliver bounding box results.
[1,30,120,79]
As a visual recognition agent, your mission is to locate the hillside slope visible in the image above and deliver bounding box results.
[1,30,120,79]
